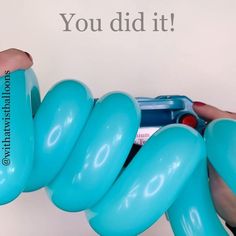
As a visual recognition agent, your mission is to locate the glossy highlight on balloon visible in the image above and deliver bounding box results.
[0,69,235,236]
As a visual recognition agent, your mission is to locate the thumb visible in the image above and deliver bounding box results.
[0,48,33,77]
[193,101,236,120]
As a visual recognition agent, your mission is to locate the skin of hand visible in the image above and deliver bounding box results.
[193,102,236,227]
[0,48,33,77]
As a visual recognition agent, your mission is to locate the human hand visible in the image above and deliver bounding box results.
[193,101,236,227]
[0,48,33,77]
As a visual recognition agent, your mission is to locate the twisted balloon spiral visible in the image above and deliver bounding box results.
[0,69,235,235]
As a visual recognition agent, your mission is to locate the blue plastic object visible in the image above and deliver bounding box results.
[137,95,206,133]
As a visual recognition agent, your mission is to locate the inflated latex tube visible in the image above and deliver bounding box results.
[86,125,207,235]
[0,69,234,236]
[0,70,36,204]
[25,79,94,192]
[167,159,228,236]
[47,91,141,211]
[204,119,236,194]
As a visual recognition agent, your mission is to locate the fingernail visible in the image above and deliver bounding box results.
[193,101,206,107]
[226,111,233,114]
[24,51,33,62]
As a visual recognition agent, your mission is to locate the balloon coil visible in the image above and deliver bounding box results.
[0,69,235,236]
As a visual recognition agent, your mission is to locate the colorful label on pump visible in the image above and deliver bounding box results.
[135,127,160,145]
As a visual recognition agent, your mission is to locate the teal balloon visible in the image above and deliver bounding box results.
[1,69,231,236]
[25,80,94,191]
[204,119,236,194]
[167,159,227,236]
[25,68,41,115]
[86,125,206,236]
[0,69,39,204]
[47,92,141,212]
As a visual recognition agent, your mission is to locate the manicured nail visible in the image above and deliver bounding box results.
[193,101,206,107]
[24,51,33,62]
[226,111,234,114]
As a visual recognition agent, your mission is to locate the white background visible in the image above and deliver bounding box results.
[0,0,235,235]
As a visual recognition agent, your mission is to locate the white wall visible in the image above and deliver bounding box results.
[0,0,235,235]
